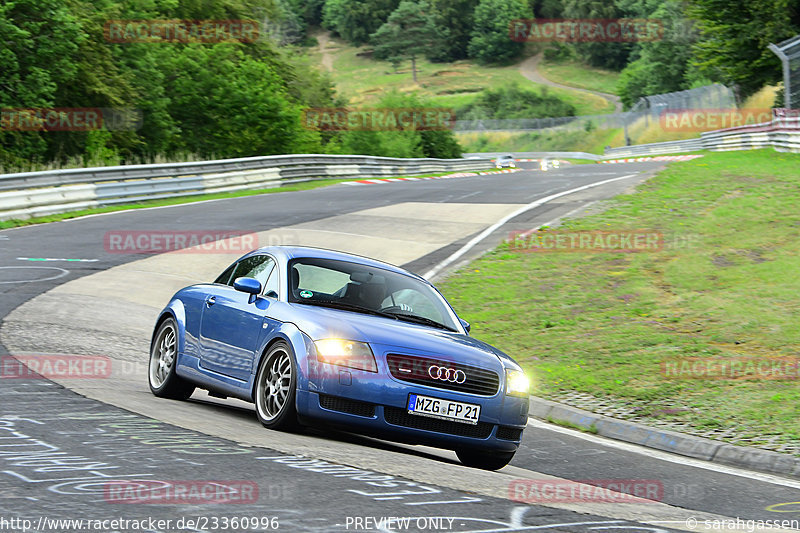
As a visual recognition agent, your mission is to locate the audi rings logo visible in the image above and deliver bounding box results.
[428,365,467,383]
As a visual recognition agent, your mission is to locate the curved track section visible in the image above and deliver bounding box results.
[1,162,797,532]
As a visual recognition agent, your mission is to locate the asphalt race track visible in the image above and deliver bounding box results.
[1,162,798,532]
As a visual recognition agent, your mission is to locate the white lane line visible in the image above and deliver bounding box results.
[421,173,639,280]
[17,257,98,262]
[447,191,482,203]
[527,418,800,489]
[0,266,69,284]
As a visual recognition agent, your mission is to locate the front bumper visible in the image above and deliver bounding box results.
[296,361,529,452]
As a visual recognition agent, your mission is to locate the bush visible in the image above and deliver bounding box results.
[336,91,463,158]
[457,84,576,119]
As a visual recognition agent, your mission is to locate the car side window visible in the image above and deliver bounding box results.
[214,263,237,285]
[263,266,280,297]
[231,255,275,289]
[292,263,350,294]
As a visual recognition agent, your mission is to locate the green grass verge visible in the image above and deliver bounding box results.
[547,416,599,434]
[457,128,622,154]
[0,170,490,229]
[440,149,800,443]
[538,57,621,96]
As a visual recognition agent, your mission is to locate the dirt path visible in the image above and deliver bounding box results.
[317,30,334,72]
[519,53,622,113]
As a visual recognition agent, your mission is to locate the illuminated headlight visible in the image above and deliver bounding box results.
[505,369,530,397]
[314,339,377,372]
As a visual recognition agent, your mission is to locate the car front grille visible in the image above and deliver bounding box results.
[383,406,493,438]
[496,426,524,441]
[386,354,500,396]
[319,394,376,418]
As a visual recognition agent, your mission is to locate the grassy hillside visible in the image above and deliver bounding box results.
[538,57,621,95]
[440,149,800,446]
[457,128,623,154]
[308,33,614,116]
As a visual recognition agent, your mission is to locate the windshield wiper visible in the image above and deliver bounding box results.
[298,299,398,319]
[383,312,457,332]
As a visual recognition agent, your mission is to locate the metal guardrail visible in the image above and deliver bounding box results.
[0,154,495,221]
[464,151,601,161]
[604,115,800,157]
[603,138,705,157]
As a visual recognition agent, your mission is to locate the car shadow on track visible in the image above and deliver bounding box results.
[185,394,463,466]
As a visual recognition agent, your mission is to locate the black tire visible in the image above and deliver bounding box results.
[456,448,515,470]
[254,342,300,430]
[148,318,195,400]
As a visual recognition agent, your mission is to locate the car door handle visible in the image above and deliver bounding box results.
[205,296,216,306]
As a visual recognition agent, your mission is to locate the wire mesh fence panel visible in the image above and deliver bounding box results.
[454,84,735,132]
[769,35,800,110]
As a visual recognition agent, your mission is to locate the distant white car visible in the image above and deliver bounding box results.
[495,154,516,168]
[539,159,561,171]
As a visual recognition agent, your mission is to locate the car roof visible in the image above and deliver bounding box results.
[247,246,427,282]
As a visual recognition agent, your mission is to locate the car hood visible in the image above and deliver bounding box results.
[275,302,516,368]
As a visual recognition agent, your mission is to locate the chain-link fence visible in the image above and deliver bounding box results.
[769,35,800,110]
[631,83,736,114]
[454,84,735,133]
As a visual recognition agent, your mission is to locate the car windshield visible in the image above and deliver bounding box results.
[287,257,460,332]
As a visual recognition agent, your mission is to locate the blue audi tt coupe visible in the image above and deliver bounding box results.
[148,246,530,469]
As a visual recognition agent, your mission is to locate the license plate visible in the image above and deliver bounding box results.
[407,394,480,425]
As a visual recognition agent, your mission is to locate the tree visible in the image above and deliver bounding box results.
[322,0,400,45]
[286,0,326,26]
[0,0,341,170]
[616,0,697,107]
[688,0,800,99]
[163,45,319,158]
[467,0,530,64]
[0,0,83,167]
[425,0,480,62]
[371,1,435,82]
[560,0,632,70]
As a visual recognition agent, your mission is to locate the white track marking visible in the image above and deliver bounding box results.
[0,266,69,284]
[527,418,800,489]
[422,174,638,279]
[17,257,98,262]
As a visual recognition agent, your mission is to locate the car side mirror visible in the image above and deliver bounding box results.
[459,318,471,334]
[234,277,262,303]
